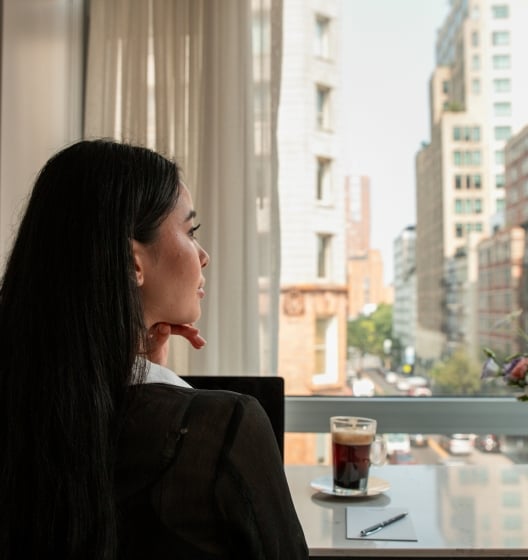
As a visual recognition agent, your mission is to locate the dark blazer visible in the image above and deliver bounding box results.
[116,383,308,559]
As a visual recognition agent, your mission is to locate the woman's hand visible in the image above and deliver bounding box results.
[147,322,206,366]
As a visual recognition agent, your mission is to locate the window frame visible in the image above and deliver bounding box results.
[284,395,528,435]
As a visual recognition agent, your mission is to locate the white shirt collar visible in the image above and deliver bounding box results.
[143,359,192,388]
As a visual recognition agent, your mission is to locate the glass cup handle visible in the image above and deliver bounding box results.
[370,435,387,466]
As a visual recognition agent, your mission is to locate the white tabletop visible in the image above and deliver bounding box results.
[285,464,528,558]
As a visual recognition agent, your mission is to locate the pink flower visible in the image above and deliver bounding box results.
[502,356,528,384]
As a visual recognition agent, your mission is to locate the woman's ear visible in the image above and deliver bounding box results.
[131,240,145,287]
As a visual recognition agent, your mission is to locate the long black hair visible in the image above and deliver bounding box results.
[0,139,180,558]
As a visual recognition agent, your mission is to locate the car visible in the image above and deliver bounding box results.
[440,434,474,455]
[352,377,375,397]
[384,433,411,455]
[410,433,428,447]
[388,451,417,464]
[475,434,501,453]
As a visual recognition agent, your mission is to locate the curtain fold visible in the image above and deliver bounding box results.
[83,0,282,375]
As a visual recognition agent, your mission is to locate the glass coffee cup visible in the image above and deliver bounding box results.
[330,416,387,493]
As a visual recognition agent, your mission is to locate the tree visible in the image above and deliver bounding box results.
[347,304,393,361]
[428,349,481,395]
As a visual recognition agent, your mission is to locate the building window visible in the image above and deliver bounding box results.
[475,222,483,232]
[492,5,509,18]
[455,223,464,238]
[316,157,332,201]
[317,233,331,278]
[493,78,511,93]
[474,174,482,189]
[454,151,462,165]
[496,174,505,188]
[471,78,480,94]
[442,80,449,94]
[495,150,505,164]
[474,199,482,214]
[455,199,463,214]
[314,15,331,59]
[493,54,511,69]
[455,175,462,189]
[453,126,461,141]
[471,54,480,70]
[492,31,510,45]
[496,199,505,213]
[313,316,338,384]
[471,30,479,47]
[315,85,331,130]
[494,126,512,140]
[494,102,511,116]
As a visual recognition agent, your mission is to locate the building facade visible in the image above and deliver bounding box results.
[415,0,528,367]
[277,0,347,399]
[393,226,417,364]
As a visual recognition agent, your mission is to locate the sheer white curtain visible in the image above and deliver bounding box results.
[84,0,282,375]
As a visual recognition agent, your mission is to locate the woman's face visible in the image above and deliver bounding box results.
[133,184,209,328]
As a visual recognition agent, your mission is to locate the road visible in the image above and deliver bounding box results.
[354,367,515,467]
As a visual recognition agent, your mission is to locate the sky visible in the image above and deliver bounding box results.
[340,0,451,283]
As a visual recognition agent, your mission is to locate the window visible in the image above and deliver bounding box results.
[316,157,332,201]
[494,102,511,116]
[455,223,464,238]
[471,78,480,94]
[454,151,462,165]
[315,85,331,130]
[455,175,462,189]
[317,233,331,278]
[497,199,505,212]
[314,15,331,59]
[496,174,505,188]
[474,198,482,214]
[493,54,510,69]
[471,54,480,70]
[442,80,449,94]
[495,150,505,164]
[474,174,482,189]
[455,199,463,214]
[453,126,461,141]
[492,31,510,46]
[492,5,509,18]
[493,78,511,93]
[313,317,338,384]
[494,126,511,141]
[471,31,479,47]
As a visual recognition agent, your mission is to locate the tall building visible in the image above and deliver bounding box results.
[415,0,528,365]
[345,174,393,318]
[345,175,370,257]
[277,0,347,398]
[476,123,528,356]
[393,226,417,363]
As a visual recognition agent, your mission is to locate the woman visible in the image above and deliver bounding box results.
[0,140,307,559]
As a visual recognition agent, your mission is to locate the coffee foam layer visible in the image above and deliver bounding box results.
[332,431,374,445]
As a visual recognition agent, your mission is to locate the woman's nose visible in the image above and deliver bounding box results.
[200,245,210,268]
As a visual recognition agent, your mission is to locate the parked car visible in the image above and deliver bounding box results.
[410,433,428,447]
[440,434,474,455]
[388,451,417,465]
[384,433,411,455]
[475,434,501,453]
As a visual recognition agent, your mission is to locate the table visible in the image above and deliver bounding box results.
[285,464,528,558]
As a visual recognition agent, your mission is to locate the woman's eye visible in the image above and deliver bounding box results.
[189,223,201,239]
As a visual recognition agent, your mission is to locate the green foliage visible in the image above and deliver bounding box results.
[347,304,393,359]
[428,349,481,395]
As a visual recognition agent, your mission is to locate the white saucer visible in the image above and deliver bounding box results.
[310,475,390,497]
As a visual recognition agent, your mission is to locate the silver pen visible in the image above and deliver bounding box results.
[360,512,408,537]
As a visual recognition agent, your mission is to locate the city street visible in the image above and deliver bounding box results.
[353,365,518,468]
